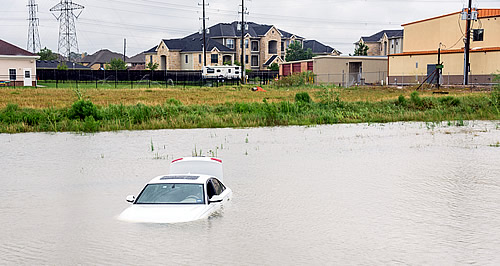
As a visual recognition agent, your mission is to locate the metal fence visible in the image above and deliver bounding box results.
[29,69,279,88]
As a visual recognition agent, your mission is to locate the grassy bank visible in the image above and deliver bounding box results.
[1,87,499,133]
[0,84,493,109]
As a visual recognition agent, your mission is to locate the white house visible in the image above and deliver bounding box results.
[0,39,39,87]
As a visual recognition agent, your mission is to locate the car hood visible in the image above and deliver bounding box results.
[118,204,212,224]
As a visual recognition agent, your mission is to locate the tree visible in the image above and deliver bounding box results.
[354,42,369,56]
[285,41,314,62]
[105,58,127,70]
[146,61,159,70]
[57,62,68,70]
[38,47,58,61]
[268,62,279,71]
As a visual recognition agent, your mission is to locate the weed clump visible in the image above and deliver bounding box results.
[295,92,312,103]
[274,71,315,87]
[438,96,461,107]
[68,99,99,120]
[397,95,407,107]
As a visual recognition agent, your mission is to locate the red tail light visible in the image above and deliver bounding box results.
[211,158,222,163]
[171,158,183,163]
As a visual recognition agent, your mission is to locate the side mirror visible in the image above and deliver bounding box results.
[209,195,223,204]
[126,195,135,203]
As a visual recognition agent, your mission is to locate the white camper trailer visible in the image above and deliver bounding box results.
[202,66,241,80]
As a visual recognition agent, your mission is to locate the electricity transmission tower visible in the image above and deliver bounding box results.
[27,0,41,53]
[50,0,84,61]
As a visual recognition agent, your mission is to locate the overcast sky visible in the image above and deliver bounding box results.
[1,0,499,56]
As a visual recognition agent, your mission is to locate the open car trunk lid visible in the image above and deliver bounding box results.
[169,157,224,181]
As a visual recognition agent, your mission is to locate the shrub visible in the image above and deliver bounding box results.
[491,74,500,107]
[397,95,407,106]
[295,92,312,103]
[83,116,100,132]
[68,99,99,120]
[438,96,461,107]
[275,71,315,87]
[165,98,183,106]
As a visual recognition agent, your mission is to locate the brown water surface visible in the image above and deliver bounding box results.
[1,121,499,265]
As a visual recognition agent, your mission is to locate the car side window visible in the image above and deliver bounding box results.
[214,179,225,193]
[207,181,216,199]
[210,178,225,195]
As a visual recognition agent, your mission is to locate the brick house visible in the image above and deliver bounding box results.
[356,30,404,56]
[79,49,128,70]
[146,22,338,71]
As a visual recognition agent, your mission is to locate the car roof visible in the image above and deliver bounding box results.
[147,174,216,184]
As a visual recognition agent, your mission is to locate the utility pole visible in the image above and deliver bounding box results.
[123,38,127,62]
[239,0,248,84]
[463,0,472,85]
[437,44,443,89]
[51,0,84,61]
[199,0,209,67]
[27,0,41,53]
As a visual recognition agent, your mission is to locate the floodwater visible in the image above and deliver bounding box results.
[1,121,500,265]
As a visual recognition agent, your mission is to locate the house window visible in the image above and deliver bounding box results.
[251,41,259,52]
[185,55,189,64]
[268,40,278,54]
[199,54,202,63]
[150,55,153,63]
[9,69,16,81]
[211,54,218,64]
[245,39,249,49]
[245,55,249,64]
[226,39,234,49]
[473,29,484,41]
[251,55,259,67]
[281,42,285,52]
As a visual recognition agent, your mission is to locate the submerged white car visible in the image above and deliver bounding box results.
[119,157,232,223]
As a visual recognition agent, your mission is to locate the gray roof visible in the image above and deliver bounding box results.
[162,37,235,53]
[127,53,145,64]
[263,55,279,66]
[144,46,158,54]
[361,30,403,42]
[304,40,336,54]
[185,21,304,39]
[37,60,90,69]
[152,22,305,55]
[79,49,128,65]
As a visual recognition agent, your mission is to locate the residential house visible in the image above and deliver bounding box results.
[79,49,127,70]
[145,38,235,71]
[356,30,404,56]
[146,22,333,71]
[0,39,38,86]
[389,9,500,85]
[303,40,341,56]
[127,53,146,70]
[37,60,90,70]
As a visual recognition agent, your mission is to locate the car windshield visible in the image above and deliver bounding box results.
[135,183,205,204]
